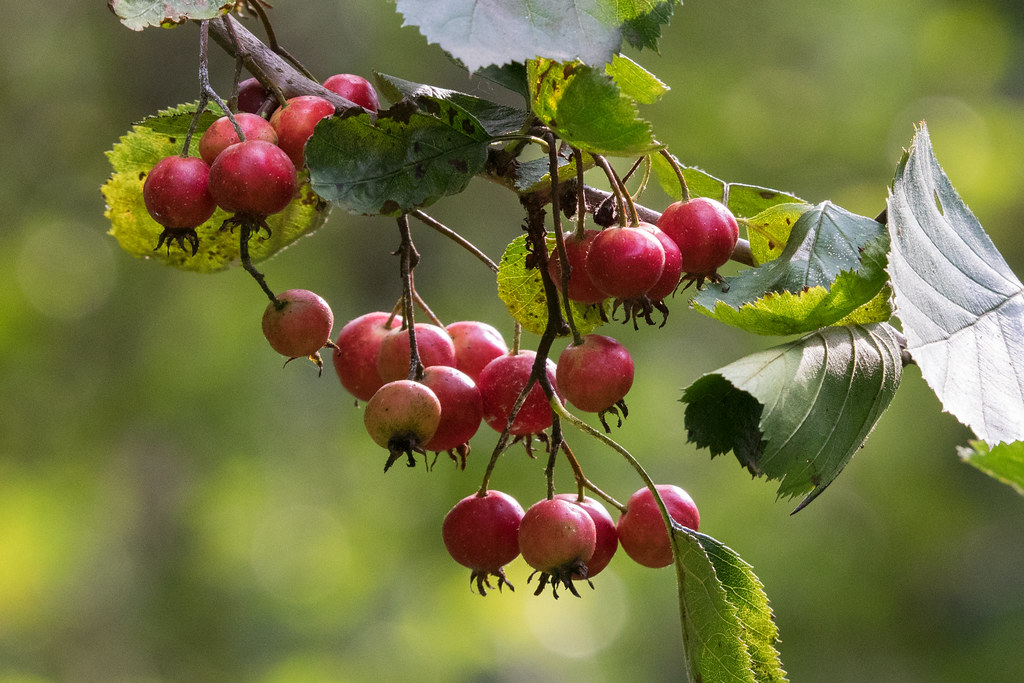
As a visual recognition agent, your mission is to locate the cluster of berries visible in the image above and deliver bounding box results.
[141,73,379,255]
[443,484,699,597]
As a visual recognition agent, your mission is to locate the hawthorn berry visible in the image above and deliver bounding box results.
[332,311,403,401]
[376,323,457,384]
[518,497,597,598]
[198,113,278,166]
[616,485,700,569]
[142,155,216,255]
[269,95,335,168]
[442,490,525,595]
[323,73,380,112]
[477,351,560,440]
[547,229,607,304]
[556,335,633,426]
[420,365,483,464]
[236,77,271,114]
[261,289,335,373]
[586,225,666,299]
[445,320,508,383]
[363,379,441,471]
[656,196,739,281]
[208,139,297,218]
[629,222,684,326]
[553,494,618,578]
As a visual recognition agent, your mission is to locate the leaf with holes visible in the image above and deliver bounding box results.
[888,124,1024,446]
[109,0,234,31]
[682,323,903,511]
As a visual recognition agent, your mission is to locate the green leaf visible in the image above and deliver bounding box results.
[888,124,1024,445]
[693,202,890,336]
[528,58,661,156]
[674,530,787,683]
[373,73,532,137]
[957,440,1024,496]
[745,203,815,265]
[395,0,679,72]
[306,100,490,216]
[605,54,668,105]
[496,235,607,336]
[108,0,233,31]
[103,103,331,273]
[473,63,531,101]
[651,155,802,218]
[682,323,903,510]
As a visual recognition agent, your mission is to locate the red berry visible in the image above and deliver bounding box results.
[208,140,297,217]
[617,485,700,569]
[547,229,607,304]
[376,323,457,384]
[637,223,683,301]
[269,95,335,168]
[420,366,483,456]
[332,312,403,401]
[656,197,739,275]
[556,335,634,413]
[518,498,597,597]
[363,379,441,471]
[477,351,559,436]
[261,289,334,371]
[236,77,271,114]
[143,156,216,230]
[586,226,666,299]
[553,494,618,578]
[323,73,380,112]
[445,321,509,383]
[198,113,278,166]
[442,490,525,595]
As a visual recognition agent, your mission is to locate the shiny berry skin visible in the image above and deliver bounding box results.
[208,140,297,217]
[261,289,334,369]
[332,312,402,401]
[363,379,441,471]
[420,366,483,454]
[553,494,618,578]
[269,95,335,168]
[477,351,559,436]
[442,490,525,595]
[547,229,607,304]
[376,323,457,384]
[656,197,739,275]
[518,498,597,597]
[143,156,216,229]
[236,77,271,114]
[617,485,700,569]
[586,226,666,299]
[637,223,683,301]
[198,113,278,166]
[323,73,380,112]
[556,335,634,413]
[445,321,508,383]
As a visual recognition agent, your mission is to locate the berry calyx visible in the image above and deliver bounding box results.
[616,485,700,569]
[477,351,560,439]
[363,379,441,471]
[556,334,634,428]
[445,320,509,383]
[518,498,597,598]
[208,139,297,218]
[332,312,403,401]
[553,494,618,579]
[198,113,278,166]
[547,229,607,304]
[420,366,483,465]
[323,73,380,112]
[585,225,666,299]
[376,323,457,384]
[656,197,739,282]
[142,155,216,256]
[442,490,525,595]
[261,289,336,373]
[268,95,335,168]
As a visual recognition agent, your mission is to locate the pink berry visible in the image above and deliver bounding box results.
[586,226,666,299]
[332,312,403,401]
[208,140,297,217]
[198,113,278,166]
[477,351,559,436]
[376,323,457,384]
[323,73,380,112]
[656,197,739,275]
[269,95,335,168]
[445,321,509,383]
[363,379,441,471]
[556,335,634,414]
[553,494,618,578]
[617,485,700,569]
[261,289,334,371]
[420,365,483,456]
[518,498,597,597]
[442,490,525,595]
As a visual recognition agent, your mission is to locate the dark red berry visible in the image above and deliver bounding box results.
[420,365,483,458]
[617,485,699,569]
[143,156,216,230]
[208,140,297,217]
[323,73,380,112]
[269,95,335,168]
[586,226,666,299]
[556,334,634,414]
[332,312,403,401]
[236,77,271,115]
[477,351,559,437]
[547,230,607,304]
[442,490,525,595]
[657,197,739,276]
[198,113,278,166]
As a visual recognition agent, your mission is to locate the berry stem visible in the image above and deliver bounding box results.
[237,220,279,306]
[412,290,444,329]
[592,154,639,226]
[396,214,424,382]
[573,148,588,240]
[559,440,626,513]
[546,133,582,346]
[187,21,246,154]
[412,210,498,273]
[659,148,691,202]
[246,0,317,82]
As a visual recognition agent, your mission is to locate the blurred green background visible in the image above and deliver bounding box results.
[2,2,1023,681]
